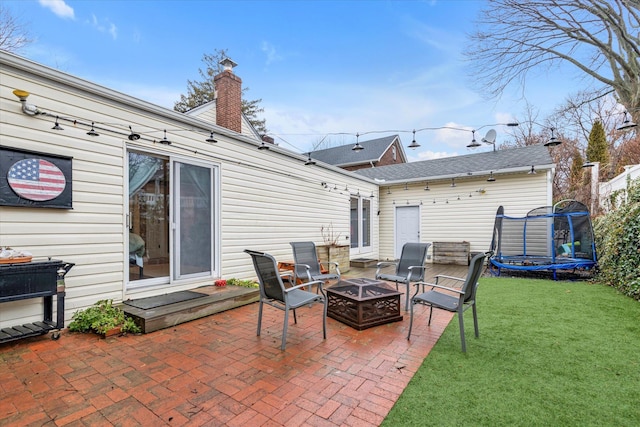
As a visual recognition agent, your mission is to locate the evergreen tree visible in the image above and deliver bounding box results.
[585,120,609,180]
[174,49,267,135]
[568,148,585,196]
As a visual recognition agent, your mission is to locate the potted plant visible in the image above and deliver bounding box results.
[317,223,350,273]
[69,299,140,337]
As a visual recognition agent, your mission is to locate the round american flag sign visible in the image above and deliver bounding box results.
[7,158,67,201]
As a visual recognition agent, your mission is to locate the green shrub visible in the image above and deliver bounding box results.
[593,178,640,300]
[226,278,259,288]
[69,299,141,335]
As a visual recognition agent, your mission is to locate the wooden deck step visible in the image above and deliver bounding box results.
[350,258,379,268]
[122,285,259,333]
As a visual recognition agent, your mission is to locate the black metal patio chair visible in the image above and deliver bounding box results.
[407,251,491,352]
[245,249,327,350]
[290,241,340,291]
[375,242,431,311]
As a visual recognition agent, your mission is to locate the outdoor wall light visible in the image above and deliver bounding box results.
[258,141,270,150]
[13,89,41,116]
[528,165,537,174]
[487,171,496,182]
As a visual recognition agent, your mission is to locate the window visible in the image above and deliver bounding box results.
[127,151,218,286]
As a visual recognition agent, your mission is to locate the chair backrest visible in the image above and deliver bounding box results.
[244,249,286,302]
[397,242,431,281]
[290,241,322,277]
[461,252,488,302]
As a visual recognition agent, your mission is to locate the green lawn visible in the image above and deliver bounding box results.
[383,277,640,426]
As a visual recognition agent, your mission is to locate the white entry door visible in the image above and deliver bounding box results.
[395,206,420,257]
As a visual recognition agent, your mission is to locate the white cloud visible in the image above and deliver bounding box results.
[88,13,118,40]
[109,23,117,40]
[261,41,283,66]
[38,0,75,20]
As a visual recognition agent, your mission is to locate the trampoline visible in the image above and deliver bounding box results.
[488,200,597,279]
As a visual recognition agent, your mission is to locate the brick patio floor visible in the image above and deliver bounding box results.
[0,265,467,427]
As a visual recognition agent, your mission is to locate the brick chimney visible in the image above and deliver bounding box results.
[214,58,242,133]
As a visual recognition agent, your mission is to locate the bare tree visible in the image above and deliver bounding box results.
[466,1,640,121]
[0,4,32,53]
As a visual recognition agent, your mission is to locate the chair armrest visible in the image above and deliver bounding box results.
[285,280,325,296]
[376,261,397,277]
[405,265,427,280]
[377,261,397,268]
[292,263,312,282]
[414,281,464,296]
[434,274,465,283]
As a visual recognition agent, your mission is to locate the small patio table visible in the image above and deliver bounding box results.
[326,278,403,330]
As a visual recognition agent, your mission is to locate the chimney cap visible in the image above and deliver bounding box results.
[219,58,238,72]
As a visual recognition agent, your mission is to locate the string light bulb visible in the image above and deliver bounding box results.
[408,129,420,149]
[206,131,218,143]
[617,111,637,131]
[52,116,63,130]
[159,129,171,145]
[128,126,141,141]
[87,122,99,136]
[467,130,481,148]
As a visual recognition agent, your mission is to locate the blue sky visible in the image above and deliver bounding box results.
[6,0,589,160]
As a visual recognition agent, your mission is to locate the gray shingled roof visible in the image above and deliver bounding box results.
[354,144,553,182]
[310,135,401,166]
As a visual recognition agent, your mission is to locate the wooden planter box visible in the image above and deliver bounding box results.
[316,244,350,273]
[433,241,470,265]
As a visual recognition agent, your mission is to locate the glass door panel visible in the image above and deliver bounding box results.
[175,162,213,279]
[128,152,170,281]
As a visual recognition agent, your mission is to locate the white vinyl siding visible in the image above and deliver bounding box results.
[377,172,550,261]
[0,53,378,327]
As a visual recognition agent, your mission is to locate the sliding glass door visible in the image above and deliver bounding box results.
[127,150,217,286]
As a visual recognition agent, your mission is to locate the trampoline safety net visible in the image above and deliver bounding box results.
[489,200,597,278]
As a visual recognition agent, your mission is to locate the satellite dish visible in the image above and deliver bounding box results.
[482,129,497,144]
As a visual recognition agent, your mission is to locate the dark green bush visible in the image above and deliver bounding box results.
[593,178,640,300]
[69,299,141,335]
